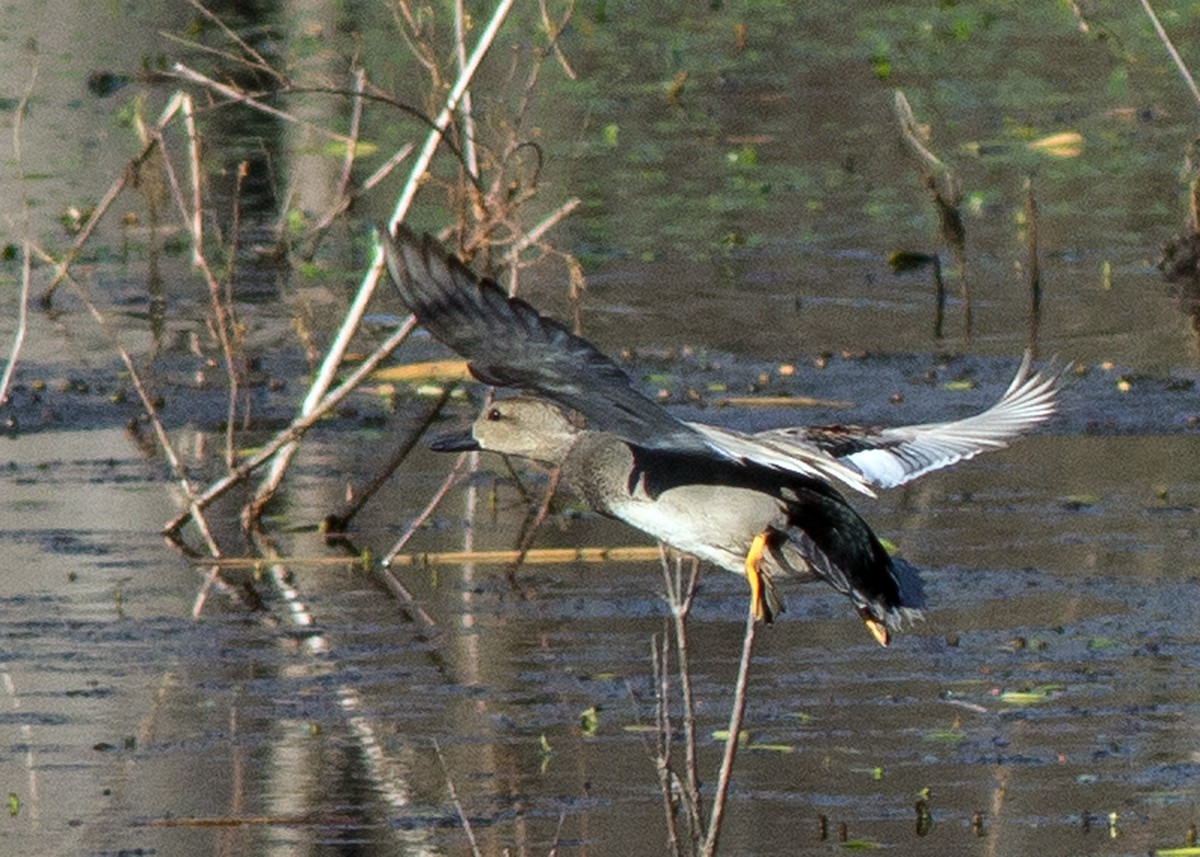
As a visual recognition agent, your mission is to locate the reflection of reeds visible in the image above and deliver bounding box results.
[894,91,971,341]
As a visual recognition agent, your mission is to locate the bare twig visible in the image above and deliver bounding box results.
[538,0,578,80]
[304,143,415,243]
[505,466,562,583]
[170,63,356,145]
[28,243,221,557]
[323,384,457,534]
[381,452,471,566]
[700,602,758,857]
[185,0,283,81]
[38,93,187,305]
[501,197,582,265]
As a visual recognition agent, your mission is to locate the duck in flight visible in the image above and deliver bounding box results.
[379,225,1062,645]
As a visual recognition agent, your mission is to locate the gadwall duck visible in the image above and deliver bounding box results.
[380,226,1062,645]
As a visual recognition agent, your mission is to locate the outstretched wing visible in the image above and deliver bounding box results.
[380,225,709,450]
[756,353,1063,489]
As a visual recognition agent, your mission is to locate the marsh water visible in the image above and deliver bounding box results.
[3,2,1200,855]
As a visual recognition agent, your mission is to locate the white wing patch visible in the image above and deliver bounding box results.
[752,352,1064,491]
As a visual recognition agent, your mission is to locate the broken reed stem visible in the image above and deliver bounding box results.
[1024,178,1042,356]
[0,51,38,406]
[222,162,249,467]
[323,384,457,535]
[163,92,248,472]
[655,548,704,853]
[338,68,367,198]
[661,551,703,835]
[700,602,758,857]
[1139,0,1200,108]
[454,0,480,179]
[653,630,685,857]
[162,316,419,539]
[1,243,32,407]
[249,0,517,518]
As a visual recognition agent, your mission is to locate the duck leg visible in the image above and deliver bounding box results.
[744,531,783,623]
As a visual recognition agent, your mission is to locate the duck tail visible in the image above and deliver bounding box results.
[768,487,927,644]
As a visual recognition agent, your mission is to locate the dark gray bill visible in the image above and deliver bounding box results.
[429,429,480,452]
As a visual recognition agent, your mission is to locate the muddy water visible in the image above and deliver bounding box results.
[2,2,1200,856]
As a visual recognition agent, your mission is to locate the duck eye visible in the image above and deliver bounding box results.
[485,407,503,422]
